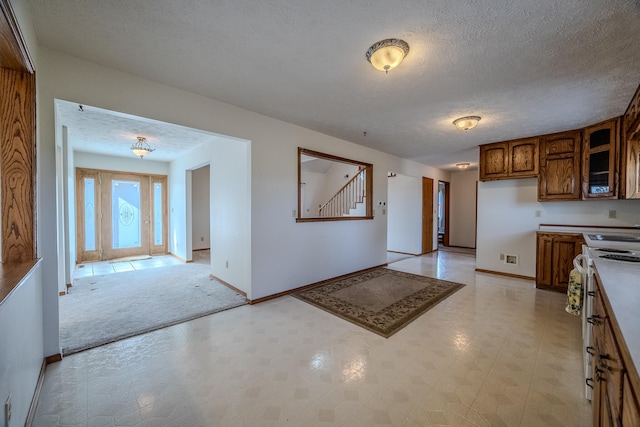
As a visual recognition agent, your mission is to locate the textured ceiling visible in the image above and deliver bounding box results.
[56,101,217,162]
[29,0,640,170]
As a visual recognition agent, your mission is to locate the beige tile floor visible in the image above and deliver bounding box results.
[73,255,184,278]
[33,251,592,426]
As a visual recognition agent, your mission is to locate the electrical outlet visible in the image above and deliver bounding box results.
[225,260,229,269]
[535,210,541,217]
[200,236,204,242]
[5,394,11,426]
[292,209,296,217]
[608,210,616,219]
[499,253,505,261]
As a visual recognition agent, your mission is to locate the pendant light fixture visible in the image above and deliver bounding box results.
[366,38,409,74]
[131,136,155,159]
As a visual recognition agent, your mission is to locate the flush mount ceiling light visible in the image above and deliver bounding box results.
[131,136,155,159]
[365,38,409,73]
[453,116,481,131]
[456,162,471,170]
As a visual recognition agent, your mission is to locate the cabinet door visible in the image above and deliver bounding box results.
[582,118,619,199]
[536,233,553,287]
[550,235,582,290]
[509,138,539,177]
[622,137,640,199]
[538,130,582,200]
[479,142,509,181]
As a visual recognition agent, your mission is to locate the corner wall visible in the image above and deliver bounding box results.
[477,178,640,277]
[449,170,478,248]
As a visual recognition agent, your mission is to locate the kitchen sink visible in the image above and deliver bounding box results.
[588,234,640,242]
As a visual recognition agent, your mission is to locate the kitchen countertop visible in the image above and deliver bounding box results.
[587,242,640,386]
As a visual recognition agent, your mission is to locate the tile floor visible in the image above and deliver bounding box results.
[73,255,184,278]
[33,251,592,426]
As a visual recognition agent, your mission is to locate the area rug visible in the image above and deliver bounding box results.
[108,254,152,263]
[293,268,465,338]
[60,261,247,355]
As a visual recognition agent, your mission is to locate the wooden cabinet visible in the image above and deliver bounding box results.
[538,130,582,201]
[479,138,538,181]
[589,273,640,427]
[582,118,620,199]
[535,232,583,291]
[621,84,640,199]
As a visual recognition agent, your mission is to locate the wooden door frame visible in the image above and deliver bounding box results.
[439,180,450,247]
[422,177,434,253]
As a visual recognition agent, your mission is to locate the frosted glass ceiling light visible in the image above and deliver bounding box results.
[456,162,470,170]
[453,116,481,131]
[131,136,155,159]
[366,39,409,73]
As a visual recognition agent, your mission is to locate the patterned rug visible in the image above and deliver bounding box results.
[293,268,465,338]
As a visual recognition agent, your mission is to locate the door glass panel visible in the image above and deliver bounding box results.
[112,180,141,249]
[84,177,96,251]
[153,182,163,245]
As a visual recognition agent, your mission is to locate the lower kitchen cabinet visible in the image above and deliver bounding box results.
[535,232,583,291]
[589,275,640,426]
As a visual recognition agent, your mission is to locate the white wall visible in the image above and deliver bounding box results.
[387,174,422,254]
[192,165,210,250]
[477,178,640,277]
[450,170,478,248]
[0,264,43,427]
[74,151,170,175]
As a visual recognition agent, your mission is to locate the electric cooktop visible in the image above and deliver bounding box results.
[599,254,640,263]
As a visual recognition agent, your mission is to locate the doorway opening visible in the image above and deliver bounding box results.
[438,180,450,247]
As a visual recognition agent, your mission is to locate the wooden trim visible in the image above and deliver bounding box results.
[45,353,62,364]
[248,263,387,305]
[0,0,34,72]
[296,216,374,223]
[210,274,247,298]
[298,147,372,167]
[387,250,418,256]
[474,268,535,281]
[24,358,46,427]
[439,180,450,247]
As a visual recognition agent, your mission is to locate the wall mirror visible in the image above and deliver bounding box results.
[297,148,373,222]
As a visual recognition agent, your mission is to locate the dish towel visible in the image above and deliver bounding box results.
[565,268,583,316]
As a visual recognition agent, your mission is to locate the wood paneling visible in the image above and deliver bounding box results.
[1,67,35,264]
[421,177,434,254]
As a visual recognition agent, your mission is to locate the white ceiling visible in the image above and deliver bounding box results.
[29,0,640,170]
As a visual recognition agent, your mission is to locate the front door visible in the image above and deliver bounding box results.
[76,168,167,262]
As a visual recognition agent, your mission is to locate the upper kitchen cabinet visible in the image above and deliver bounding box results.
[479,137,538,181]
[581,117,620,200]
[621,84,640,199]
[538,130,582,201]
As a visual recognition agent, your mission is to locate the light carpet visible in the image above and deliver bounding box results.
[293,268,464,338]
[61,262,247,355]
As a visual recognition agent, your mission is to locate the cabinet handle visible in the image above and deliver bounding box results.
[587,291,596,297]
[586,378,594,389]
[587,315,602,325]
[586,346,595,356]
[596,367,606,382]
[598,353,610,364]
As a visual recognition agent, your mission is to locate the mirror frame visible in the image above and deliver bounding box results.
[297,147,373,222]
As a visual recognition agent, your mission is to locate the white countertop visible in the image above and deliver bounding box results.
[587,244,640,381]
